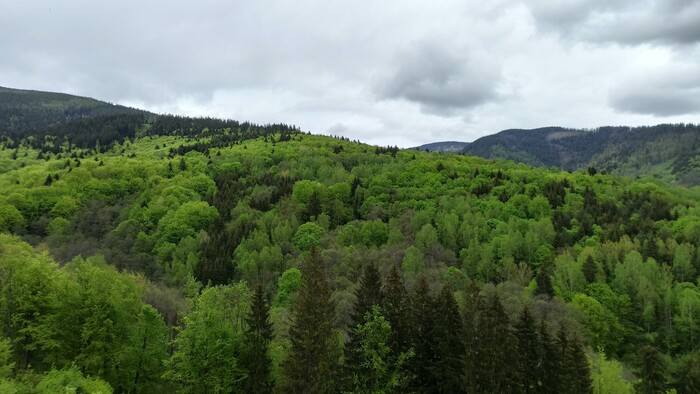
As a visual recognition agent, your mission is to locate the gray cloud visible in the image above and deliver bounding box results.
[377,43,501,116]
[609,67,700,116]
[1,0,699,147]
[524,0,700,45]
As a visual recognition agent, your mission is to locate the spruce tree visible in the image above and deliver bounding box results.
[538,320,562,394]
[485,294,523,394]
[408,276,436,392]
[242,284,273,394]
[535,263,554,298]
[382,265,411,357]
[515,307,541,394]
[431,284,465,393]
[636,346,667,394]
[557,327,592,394]
[462,282,483,394]
[282,249,337,393]
[345,263,384,389]
[582,255,597,284]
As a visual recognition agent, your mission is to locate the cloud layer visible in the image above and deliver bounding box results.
[0,0,698,146]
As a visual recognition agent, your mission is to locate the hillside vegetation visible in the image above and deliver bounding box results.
[0,89,699,392]
[461,124,700,186]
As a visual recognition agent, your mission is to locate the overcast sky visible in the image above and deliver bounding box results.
[1,0,699,147]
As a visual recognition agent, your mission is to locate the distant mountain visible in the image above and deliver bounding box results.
[0,86,148,134]
[462,124,700,185]
[0,86,298,152]
[414,141,470,153]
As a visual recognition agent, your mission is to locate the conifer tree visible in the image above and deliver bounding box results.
[538,320,562,394]
[484,293,523,394]
[535,263,554,298]
[636,346,666,394]
[345,263,384,389]
[242,284,273,394]
[462,282,483,394]
[282,249,337,393]
[382,265,410,357]
[557,327,593,394]
[408,276,436,392]
[516,307,541,394]
[431,284,465,393]
[582,255,597,284]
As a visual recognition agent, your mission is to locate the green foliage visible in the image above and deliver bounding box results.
[292,222,325,252]
[348,306,413,393]
[590,348,634,394]
[35,366,113,394]
[164,283,251,393]
[282,250,338,393]
[3,113,700,392]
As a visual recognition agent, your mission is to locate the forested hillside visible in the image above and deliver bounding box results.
[460,124,700,186]
[1,113,699,393]
[0,86,148,135]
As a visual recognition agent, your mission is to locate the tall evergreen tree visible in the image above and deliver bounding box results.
[431,284,465,393]
[345,263,384,389]
[282,249,338,394]
[462,282,483,394]
[635,346,667,394]
[557,327,592,394]
[382,265,410,358]
[349,306,413,393]
[582,255,597,284]
[242,284,273,394]
[538,320,562,394]
[408,277,436,392]
[467,290,522,393]
[515,307,541,394]
[535,263,554,298]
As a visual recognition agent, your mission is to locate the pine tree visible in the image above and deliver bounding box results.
[557,327,592,394]
[242,284,273,394]
[516,307,541,394]
[431,284,465,393]
[349,306,413,393]
[408,276,436,392]
[485,294,523,394]
[538,320,562,394]
[282,249,337,393]
[345,263,384,389]
[467,289,522,393]
[382,265,410,357]
[636,346,666,394]
[582,255,597,284]
[535,263,554,298]
[462,282,483,394]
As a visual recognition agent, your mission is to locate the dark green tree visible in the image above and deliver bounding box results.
[535,263,555,298]
[557,328,592,394]
[282,249,338,394]
[242,284,273,394]
[515,307,541,394]
[635,346,666,394]
[345,263,384,389]
[582,255,597,284]
[431,284,465,393]
[408,277,436,392]
[381,265,411,357]
[538,320,562,394]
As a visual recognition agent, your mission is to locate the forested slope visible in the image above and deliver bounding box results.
[461,123,700,186]
[1,117,700,392]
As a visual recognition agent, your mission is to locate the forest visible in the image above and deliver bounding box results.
[460,124,700,186]
[1,114,700,393]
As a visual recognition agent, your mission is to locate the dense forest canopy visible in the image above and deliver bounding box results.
[420,124,700,186]
[1,91,700,392]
